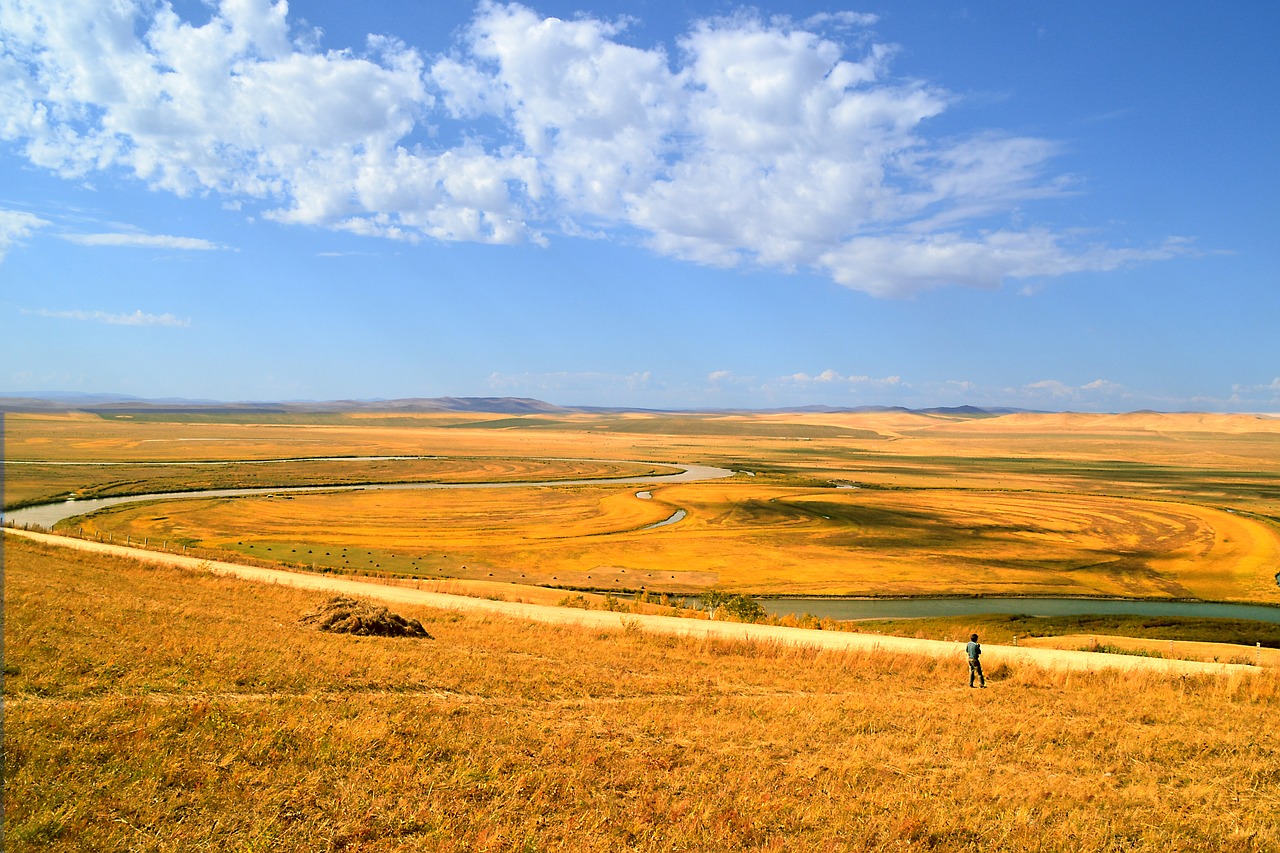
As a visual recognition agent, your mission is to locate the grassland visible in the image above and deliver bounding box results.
[66,479,1280,601]
[8,408,1280,606]
[7,407,1280,850]
[2,454,672,511]
[6,535,1280,852]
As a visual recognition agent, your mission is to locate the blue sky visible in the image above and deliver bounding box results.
[1,0,1276,411]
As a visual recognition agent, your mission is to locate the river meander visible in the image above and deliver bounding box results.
[7,458,1279,624]
[2,460,733,529]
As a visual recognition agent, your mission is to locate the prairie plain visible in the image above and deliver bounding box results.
[5,535,1280,852]
[6,406,1280,851]
[7,408,1280,604]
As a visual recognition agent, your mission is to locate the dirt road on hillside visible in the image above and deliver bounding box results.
[6,528,1260,677]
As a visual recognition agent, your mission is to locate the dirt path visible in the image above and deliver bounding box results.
[6,528,1259,677]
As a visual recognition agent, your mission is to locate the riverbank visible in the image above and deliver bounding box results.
[1,460,735,528]
[4,528,1257,676]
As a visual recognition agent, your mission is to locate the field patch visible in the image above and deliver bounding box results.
[70,480,1280,601]
[13,409,1280,603]
[4,456,673,510]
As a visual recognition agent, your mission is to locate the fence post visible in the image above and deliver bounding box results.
[1258,643,1263,667]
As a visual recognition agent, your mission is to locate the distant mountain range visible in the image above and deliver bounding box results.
[0,392,1042,417]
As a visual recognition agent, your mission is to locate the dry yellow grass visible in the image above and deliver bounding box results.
[12,409,1280,603]
[1019,634,1279,666]
[3,411,697,463]
[3,454,671,510]
[83,478,1280,602]
[5,534,1279,852]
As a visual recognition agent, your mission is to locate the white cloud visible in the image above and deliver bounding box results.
[0,209,50,261]
[801,12,880,30]
[28,308,191,327]
[1019,378,1133,405]
[774,369,902,389]
[1230,377,1280,405]
[787,370,841,383]
[61,232,224,249]
[818,231,1195,297]
[0,1,1193,295]
[1024,379,1075,398]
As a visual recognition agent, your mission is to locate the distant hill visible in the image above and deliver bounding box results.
[0,394,571,416]
[0,393,1093,419]
[315,397,573,415]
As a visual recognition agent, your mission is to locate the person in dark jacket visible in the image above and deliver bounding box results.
[966,633,986,688]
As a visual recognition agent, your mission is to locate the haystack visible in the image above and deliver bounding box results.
[299,595,433,638]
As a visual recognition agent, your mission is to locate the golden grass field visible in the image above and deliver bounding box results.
[7,409,1280,851]
[10,409,1279,604]
[69,480,1280,601]
[5,535,1280,852]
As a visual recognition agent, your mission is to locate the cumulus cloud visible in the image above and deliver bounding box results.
[1024,379,1075,398]
[28,308,191,327]
[0,209,50,261]
[1019,378,1132,405]
[1229,378,1280,408]
[61,232,224,249]
[780,369,900,387]
[0,0,1192,295]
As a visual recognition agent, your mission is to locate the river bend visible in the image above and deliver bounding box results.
[4,460,734,529]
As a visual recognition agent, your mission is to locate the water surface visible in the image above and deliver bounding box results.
[757,596,1280,624]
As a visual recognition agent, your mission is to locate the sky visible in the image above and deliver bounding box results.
[1,0,1277,412]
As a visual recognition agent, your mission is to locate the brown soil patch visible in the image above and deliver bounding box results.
[299,595,433,638]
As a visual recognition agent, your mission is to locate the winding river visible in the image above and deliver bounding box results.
[2,459,734,530]
[7,456,1279,624]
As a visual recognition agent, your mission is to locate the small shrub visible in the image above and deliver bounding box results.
[1079,643,1163,659]
[702,591,766,623]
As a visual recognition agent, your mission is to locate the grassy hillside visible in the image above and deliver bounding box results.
[5,534,1278,852]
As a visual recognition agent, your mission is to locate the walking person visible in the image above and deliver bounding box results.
[966,633,986,688]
